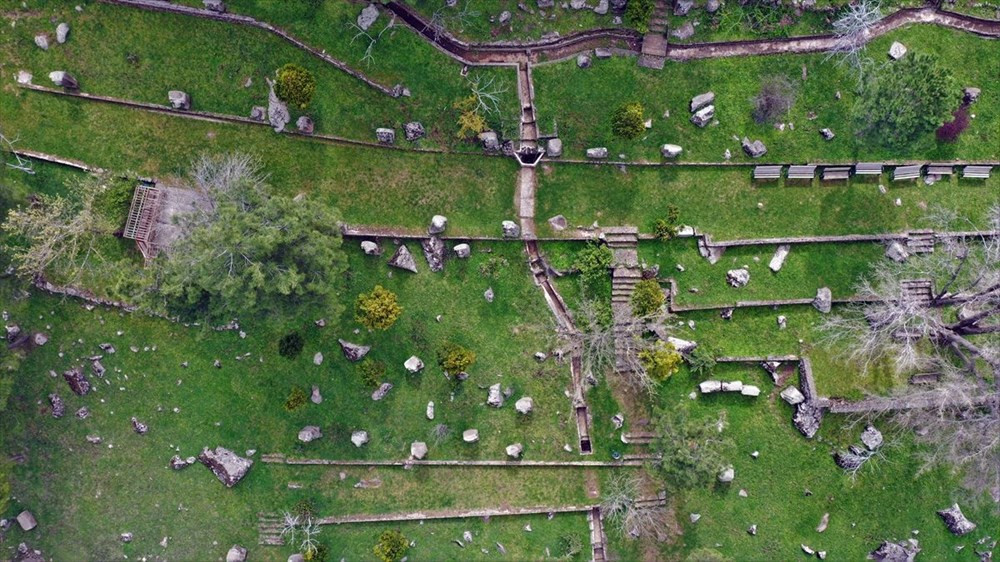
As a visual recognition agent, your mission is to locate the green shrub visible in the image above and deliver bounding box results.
[294,498,316,519]
[357,359,386,388]
[478,255,510,279]
[687,345,718,377]
[611,101,645,139]
[639,341,682,382]
[356,285,402,331]
[437,342,476,375]
[626,0,655,33]
[278,331,305,358]
[275,63,317,109]
[284,386,307,411]
[94,177,135,227]
[630,279,665,317]
[574,242,613,288]
[373,530,409,562]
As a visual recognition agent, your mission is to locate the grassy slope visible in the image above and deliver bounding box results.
[407,0,611,42]
[0,92,517,235]
[647,363,1000,561]
[533,25,1000,162]
[0,1,517,150]
[535,164,999,239]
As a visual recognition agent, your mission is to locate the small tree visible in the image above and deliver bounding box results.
[275,64,317,109]
[639,341,682,382]
[356,285,402,331]
[626,0,655,33]
[373,530,409,562]
[751,75,796,124]
[278,331,305,358]
[574,242,613,289]
[437,342,476,375]
[454,95,488,139]
[854,53,957,149]
[357,359,385,388]
[284,386,308,411]
[631,279,665,317]
[687,345,718,377]
[652,404,733,489]
[611,102,645,140]
[652,205,681,241]
[601,472,671,541]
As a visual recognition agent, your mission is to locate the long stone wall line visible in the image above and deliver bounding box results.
[97,0,397,96]
[316,503,598,526]
[261,455,642,467]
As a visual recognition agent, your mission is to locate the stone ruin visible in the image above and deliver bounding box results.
[198,446,253,487]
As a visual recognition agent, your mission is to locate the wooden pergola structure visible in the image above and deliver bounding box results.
[122,181,211,261]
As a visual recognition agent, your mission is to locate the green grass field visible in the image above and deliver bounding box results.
[533,26,1000,163]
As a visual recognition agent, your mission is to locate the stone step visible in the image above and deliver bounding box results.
[638,54,665,70]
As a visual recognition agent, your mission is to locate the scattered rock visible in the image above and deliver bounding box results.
[671,21,695,40]
[295,115,314,134]
[358,3,380,31]
[499,10,512,23]
[741,137,768,158]
[690,105,715,127]
[91,359,106,377]
[247,106,264,121]
[706,0,720,12]
[777,315,787,330]
[421,236,446,272]
[48,71,78,89]
[812,287,832,313]
[266,78,290,132]
[351,431,369,447]
[428,214,448,235]
[576,54,592,68]
[86,435,103,444]
[63,368,90,396]
[198,446,253,487]
[741,385,761,397]
[888,41,907,60]
[690,92,715,113]
[661,144,683,158]
[515,397,534,414]
[404,356,424,373]
[338,339,370,362]
[405,121,426,141]
[937,504,976,536]
[870,539,921,562]
[690,513,701,523]
[371,382,394,401]
[611,413,624,429]
[802,544,815,555]
[16,70,32,85]
[168,90,191,110]
[131,417,149,435]
[748,524,757,535]
[817,512,830,533]
[963,87,980,104]
[34,34,49,50]
[484,287,495,303]
[594,0,609,14]
[388,244,418,273]
[820,128,835,141]
[480,131,500,152]
[313,352,324,366]
[793,402,823,438]
[769,244,790,272]
[502,220,521,238]
[506,443,524,458]
[16,511,37,531]
[54,22,69,44]
[548,215,568,231]
[674,0,694,15]
[487,383,504,407]
[861,425,883,450]
[462,429,479,443]
[885,241,909,263]
[376,128,396,144]
[226,545,247,562]
[169,455,194,470]
[411,441,428,459]
[310,384,324,404]
[426,401,435,420]
[586,147,608,159]
[780,385,805,405]
[726,268,750,288]
[547,137,563,157]
[48,394,65,418]
[204,0,226,12]
[718,466,734,483]
[454,243,471,258]
[121,533,134,543]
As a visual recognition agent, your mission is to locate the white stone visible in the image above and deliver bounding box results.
[56,23,70,44]
[462,429,479,443]
[718,466,735,483]
[506,443,524,458]
[780,386,805,405]
[515,397,534,414]
[426,401,435,420]
[889,41,907,60]
[313,352,323,365]
[429,215,448,234]
[721,380,744,392]
[404,356,424,373]
[351,431,369,447]
[454,243,471,258]
[410,441,428,459]
[699,380,722,393]
[666,336,697,353]
[661,144,683,158]
[16,70,32,84]
[34,34,49,50]
[741,385,761,397]
[769,244,790,272]
[297,426,322,443]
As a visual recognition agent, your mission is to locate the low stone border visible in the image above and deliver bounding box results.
[261,454,642,467]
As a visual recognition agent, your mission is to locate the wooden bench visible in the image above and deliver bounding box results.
[892,165,922,181]
[822,167,851,181]
[962,165,992,179]
[854,163,883,176]
[787,165,816,180]
[753,165,783,180]
[926,163,953,176]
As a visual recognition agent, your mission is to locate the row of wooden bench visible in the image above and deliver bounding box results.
[752,163,993,181]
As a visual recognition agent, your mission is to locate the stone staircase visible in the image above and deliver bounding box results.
[900,279,934,307]
[638,0,670,69]
[257,512,286,546]
[607,227,641,372]
[906,229,935,254]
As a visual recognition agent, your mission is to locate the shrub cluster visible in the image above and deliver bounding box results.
[611,101,646,139]
[275,63,317,109]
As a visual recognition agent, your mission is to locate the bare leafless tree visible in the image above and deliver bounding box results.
[279,511,300,545]
[426,0,480,41]
[1,132,35,174]
[179,152,267,233]
[825,0,884,85]
[601,472,670,541]
[299,518,321,558]
[467,74,508,117]
[821,206,1000,505]
[349,15,396,67]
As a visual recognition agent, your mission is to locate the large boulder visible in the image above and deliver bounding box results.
[718,466,734,483]
[515,397,534,414]
[226,545,248,562]
[298,425,322,443]
[387,244,418,273]
[410,441,428,460]
[404,356,424,373]
[48,394,65,418]
[769,244,790,272]
[266,78,290,132]
[454,243,471,258]
[480,131,500,152]
[168,90,191,110]
[860,425,883,450]
[936,504,976,536]
[726,268,750,288]
[487,383,504,408]
[371,382,393,401]
[56,23,70,44]
[48,71,78,90]
[338,339,370,362]
[502,220,521,238]
[376,128,396,144]
[812,287,832,313]
[690,105,714,127]
[358,3,380,30]
[547,137,563,157]
[671,21,695,40]
[690,92,715,113]
[506,443,524,458]
[741,137,767,158]
[661,144,683,158]
[885,241,909,263]
[296,115,314,134]
[780,385,805,405]
[429,215,448,235]
[793,402,823,438]
[404,121,425,141]
[462,429,480,443]
[351,431,369,447]
[63,367,90,396]
[421,236,445,272]
[586,147,608,159]
[870,539,920,562]
[16,511,37,531]
[198,446,253,487]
